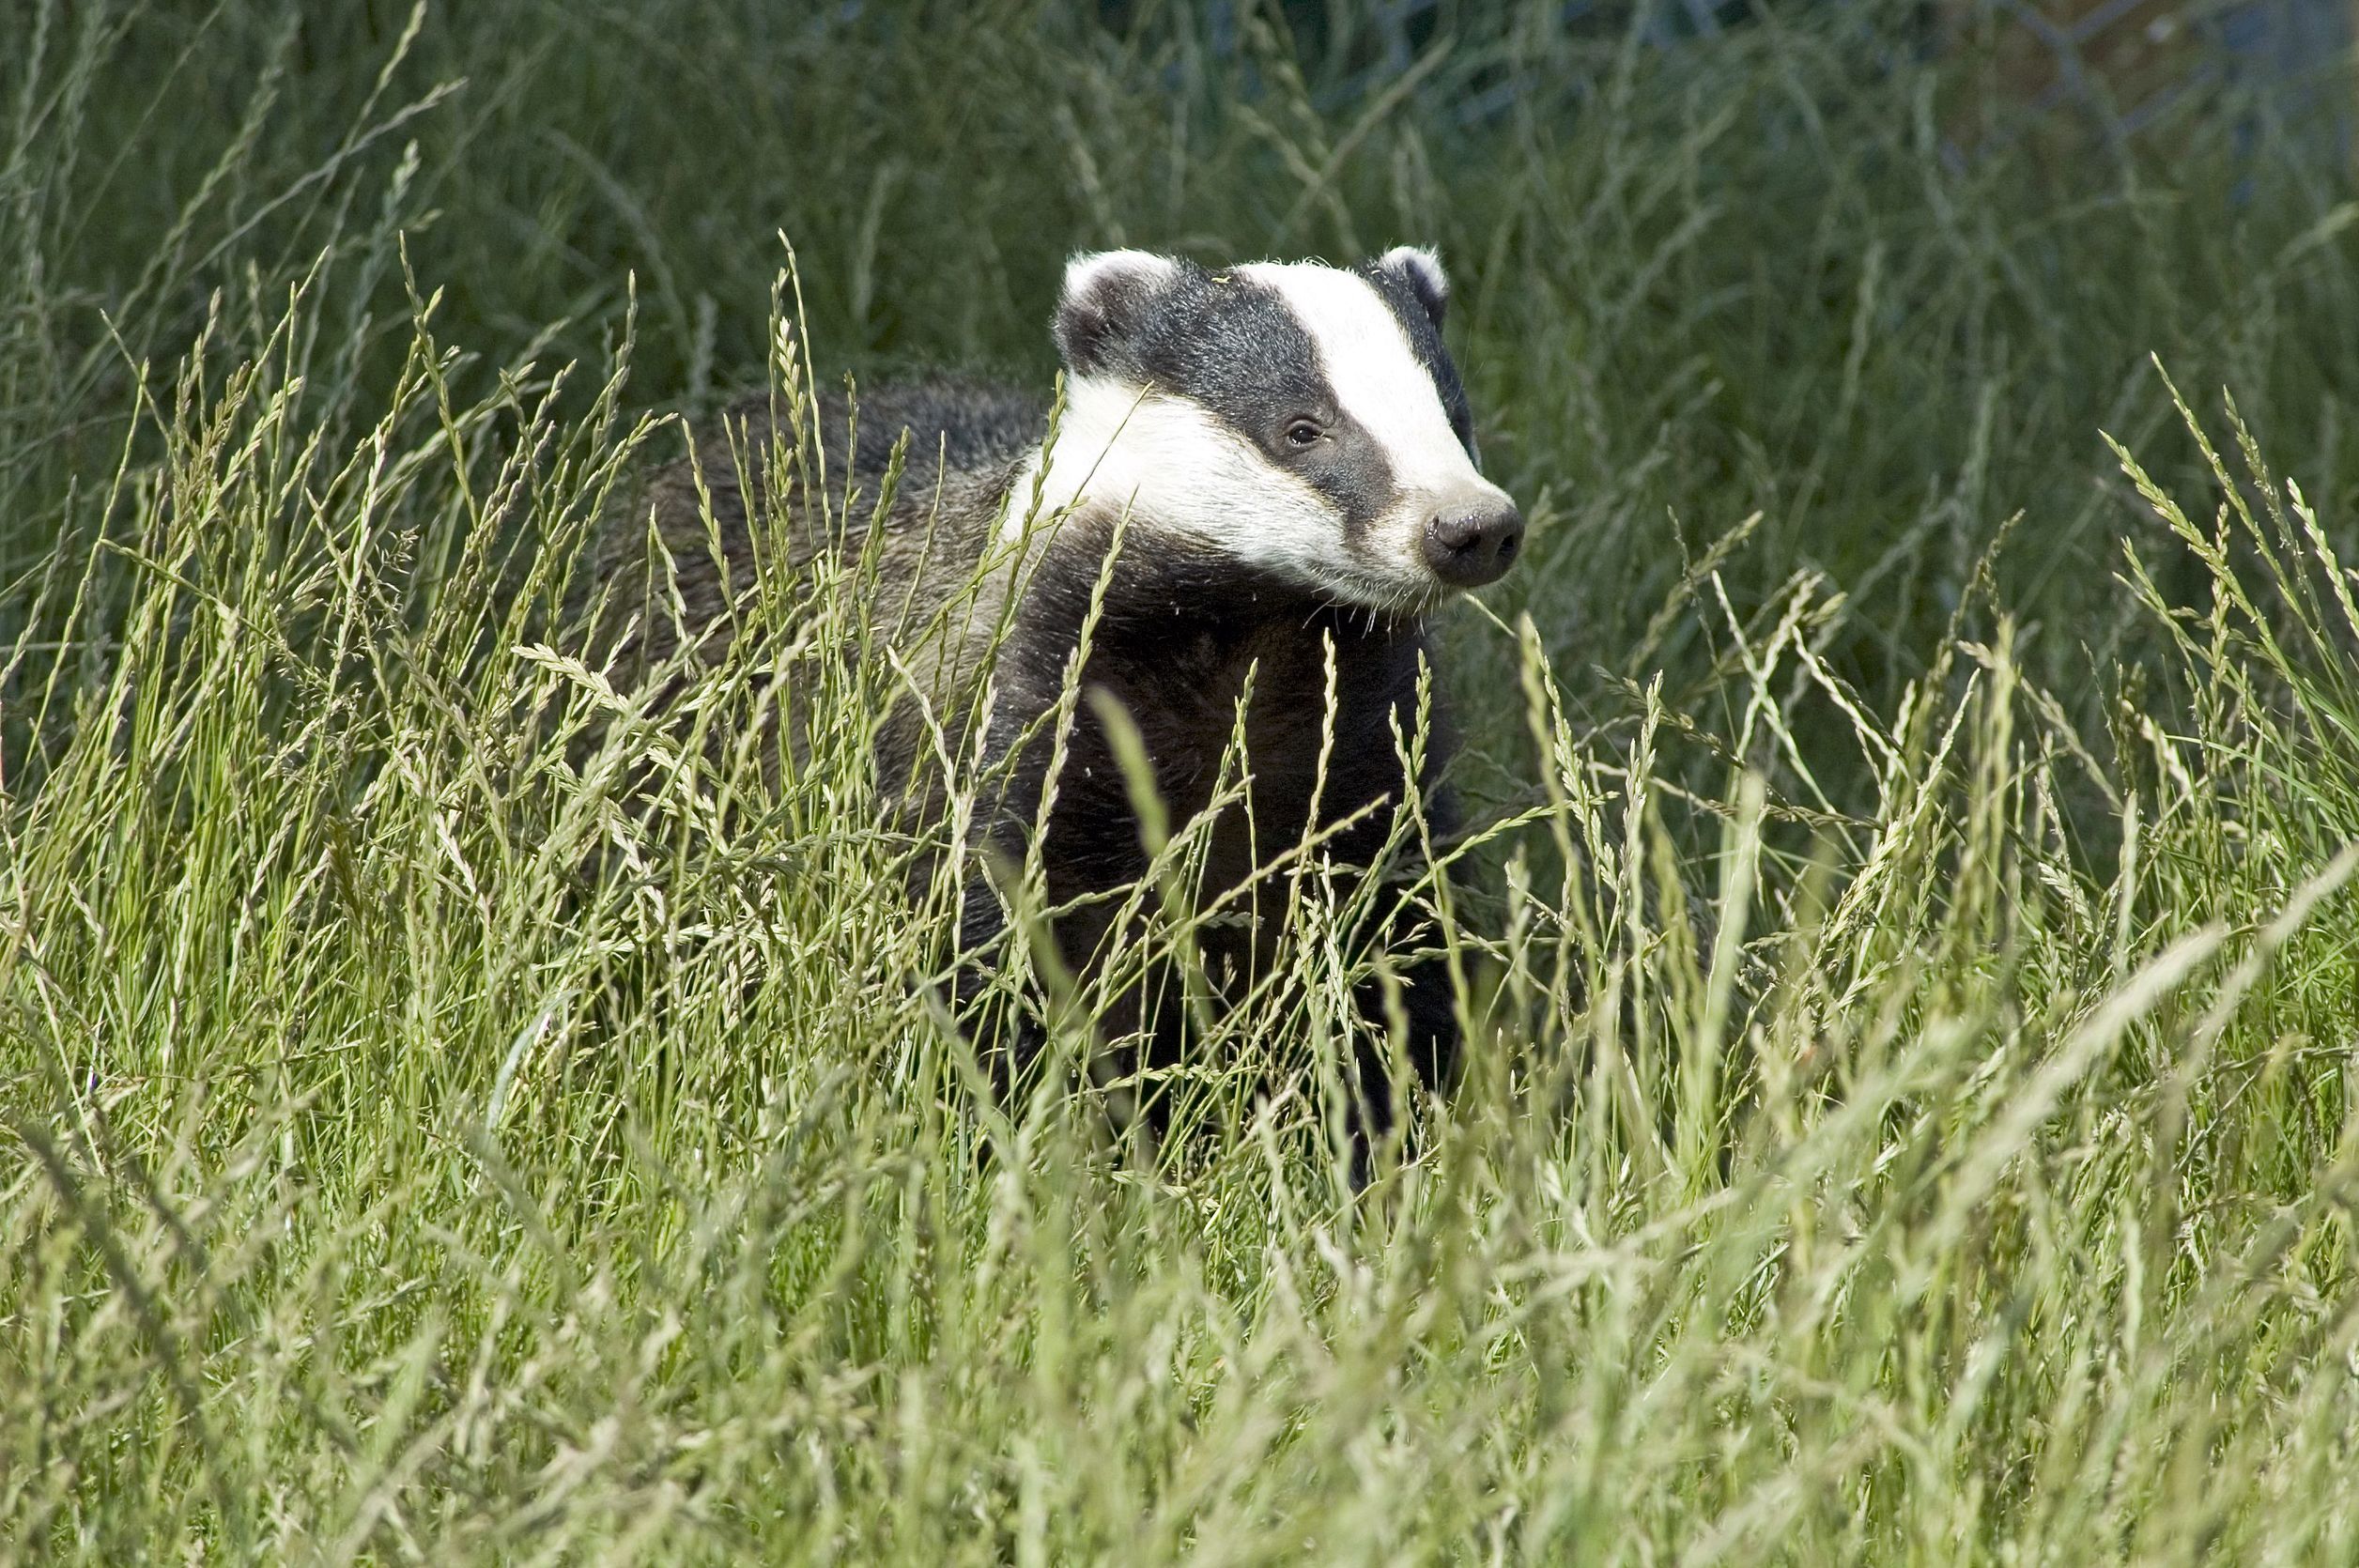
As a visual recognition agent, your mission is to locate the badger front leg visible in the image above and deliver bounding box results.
[1334,742,1466,1165]
[948,869,1186,1143]
[1344,887,1462,1165]
[949,871,1045,1119]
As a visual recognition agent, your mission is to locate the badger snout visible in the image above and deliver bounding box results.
[1421,497,1525,590]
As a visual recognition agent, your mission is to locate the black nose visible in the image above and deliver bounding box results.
[1421,502,1525,589]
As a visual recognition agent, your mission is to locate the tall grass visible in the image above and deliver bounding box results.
[7,3,2359,1561]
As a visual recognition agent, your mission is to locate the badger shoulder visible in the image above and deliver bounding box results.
[588,375,1048,675]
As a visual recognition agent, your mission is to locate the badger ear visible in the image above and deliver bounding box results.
[1373,244,1449,329]
[1054,250,1180,375]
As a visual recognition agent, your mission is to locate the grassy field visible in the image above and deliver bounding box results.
[8,2,2359,1560]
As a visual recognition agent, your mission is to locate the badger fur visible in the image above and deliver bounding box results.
[594,246,1523,1142]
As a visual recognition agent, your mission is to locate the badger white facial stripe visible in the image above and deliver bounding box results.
[1237,262,1498,506]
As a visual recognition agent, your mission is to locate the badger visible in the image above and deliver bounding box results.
[595,246,1524,1144]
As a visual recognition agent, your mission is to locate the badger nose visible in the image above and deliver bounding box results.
[1421,500,1525,589]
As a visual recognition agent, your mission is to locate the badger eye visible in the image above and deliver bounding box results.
[1283,417,1324,449]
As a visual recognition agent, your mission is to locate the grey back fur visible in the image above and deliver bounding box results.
[585,376,1049,798]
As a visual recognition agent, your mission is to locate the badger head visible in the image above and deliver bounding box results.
[1013,248,1523,614]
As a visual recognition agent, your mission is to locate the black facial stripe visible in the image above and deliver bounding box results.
[1297,414,1394,538]
[1131,270,1326,438]
[1359,264,1476,456]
